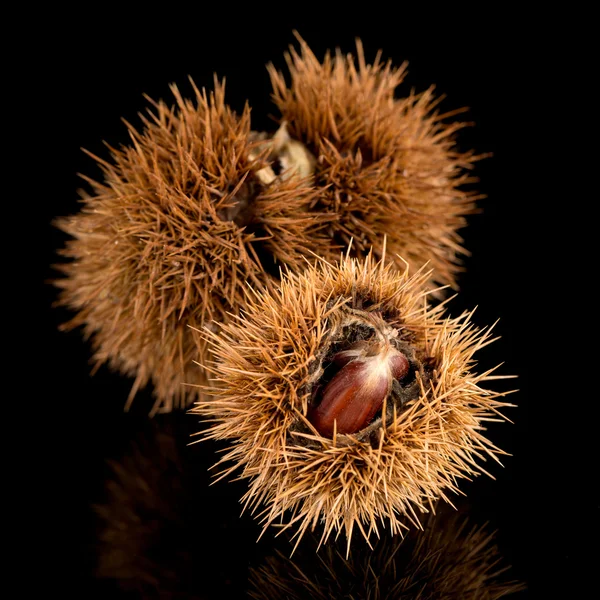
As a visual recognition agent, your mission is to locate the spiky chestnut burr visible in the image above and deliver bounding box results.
[54,80,330,414]
[192,253,514,549]
[268,34,481,291]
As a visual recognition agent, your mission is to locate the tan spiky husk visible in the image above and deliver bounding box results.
[55,80,329,414]
[193,253,513,548]
[268,34,480,290]
[248,507,525,599]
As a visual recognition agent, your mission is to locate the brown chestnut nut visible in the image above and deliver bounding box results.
[310,343,409,436]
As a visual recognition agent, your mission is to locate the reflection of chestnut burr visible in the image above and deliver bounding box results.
[247,503,526,599]
[94,415,250,599]
[193,253,514,548]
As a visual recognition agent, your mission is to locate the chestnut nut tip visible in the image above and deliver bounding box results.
[389,352,409,380]
[310,344,409,437]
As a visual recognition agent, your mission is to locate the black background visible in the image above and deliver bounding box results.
[31,9,586,598]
